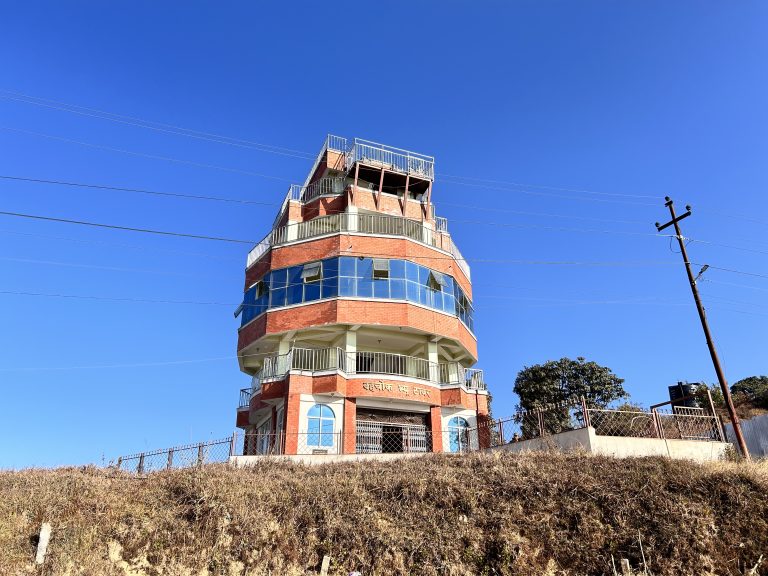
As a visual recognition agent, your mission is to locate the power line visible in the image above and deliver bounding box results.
[436,172,661,200]
[0,89,315,159]
[2,208,759,274]
[0,175,280,206]
[0,229,242,262]
[0,210,255,244]
[0,126,294,183]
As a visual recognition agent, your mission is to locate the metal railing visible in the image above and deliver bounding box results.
[239,347,485,406]
[239,428,435,456]
[247,212,470,279]
[326,134,348,152]
[239,387,253,409]
[285,177,348,204]
[465,398,726,451]
[115,436,237,473]
[346,138,434,180]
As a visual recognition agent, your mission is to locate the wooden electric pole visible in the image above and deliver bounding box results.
[655,197,750,460]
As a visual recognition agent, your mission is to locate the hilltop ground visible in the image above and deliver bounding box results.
[1,452,766,576]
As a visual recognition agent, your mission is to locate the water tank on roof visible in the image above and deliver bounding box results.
[668,382,698,408]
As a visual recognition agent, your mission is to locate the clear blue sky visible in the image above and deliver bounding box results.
[1,1,766,468]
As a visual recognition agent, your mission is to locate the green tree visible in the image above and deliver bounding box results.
[694,383,724,410]
[513,357,628,437]
[731,376,768,409]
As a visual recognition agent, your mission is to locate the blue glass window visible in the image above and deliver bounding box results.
[373,278,389,298]
[339,276,355,296]
[270,268,287,289]
[242,257,474,333]
[405,261,419,281]
[339,256,356,277]
[448,416,470,453]
[307,404,335,447]
[390,260,405,279]
[356,258,373,298]
[390,278,405,300]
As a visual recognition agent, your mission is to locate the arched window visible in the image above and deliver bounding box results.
[447,416,470,453]
[307,404,335,447]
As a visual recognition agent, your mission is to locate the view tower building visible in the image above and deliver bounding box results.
[235,135,489,455]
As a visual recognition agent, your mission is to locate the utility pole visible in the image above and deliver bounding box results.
[655,197,750,459]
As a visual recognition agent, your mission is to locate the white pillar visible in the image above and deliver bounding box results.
[344,329,357,374]
[427,341,439,383]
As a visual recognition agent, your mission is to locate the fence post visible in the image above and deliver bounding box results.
[229,433,237,457]
[197,444,204,467]
[497,420,504,446]
[406,427,411,453]
[537,408,545,437]
[581,396,591,428]
[652,409,663,439]
[137,453,145,475]
[166,449,174,470]
[706,388,726,442]
[116,457,122,470]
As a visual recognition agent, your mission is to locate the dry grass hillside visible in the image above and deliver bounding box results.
[1,452,766,576]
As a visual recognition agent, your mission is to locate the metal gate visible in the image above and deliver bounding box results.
[356,420,430,454]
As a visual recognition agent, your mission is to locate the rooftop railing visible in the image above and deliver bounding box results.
[345,138,434,181]
[246,212,471,279]
[238,347,485,407]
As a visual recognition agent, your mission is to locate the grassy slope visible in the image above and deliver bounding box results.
[1,452,766,576]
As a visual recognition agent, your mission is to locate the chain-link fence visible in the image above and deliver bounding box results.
[116,436,238,473]
[466,400,589,449]
[467,399,724,449]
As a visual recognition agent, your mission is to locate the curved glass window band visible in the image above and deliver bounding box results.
[240,256,474,333]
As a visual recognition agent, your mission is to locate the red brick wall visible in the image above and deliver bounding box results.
[243,231,471,297]
[343,398,356,454]
[430,406,444,452]
[237,300,477,359]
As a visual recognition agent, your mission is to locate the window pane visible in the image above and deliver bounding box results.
[322,277,338,299]
[405,261,419,281]
[287,283,303,305]
[323,257,338,278]
[390,279,406,300]
[339,256,356,277]
[406,280,419,302]
[339,277,356,296]
[321,419,334,434]
[390,260,405,278]
[288,265,303,286]
[270,268,287,289]
[271,288,287,307]
[305,282,321,301]
[308,417,320,432]
[356,258,373,279]
[357,277,373,298]
[373,278,389,298]
[419,284,428,305]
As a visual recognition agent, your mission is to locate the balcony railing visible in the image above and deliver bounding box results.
[246,212,471,279]
[239,347,485,407]
[345,138,434,181]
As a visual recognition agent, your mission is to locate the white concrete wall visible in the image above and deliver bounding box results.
[297,394,346,455]
[231,452,432,467]
[494,427,592,454]
[489,427,728,462]
[589,433,729,462]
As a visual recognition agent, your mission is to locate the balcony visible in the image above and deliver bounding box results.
[247,212,470,279]
[345,138,434,181]
[238,347,485,408]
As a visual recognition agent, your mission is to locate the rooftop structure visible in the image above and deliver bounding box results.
[234,134,489,456]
